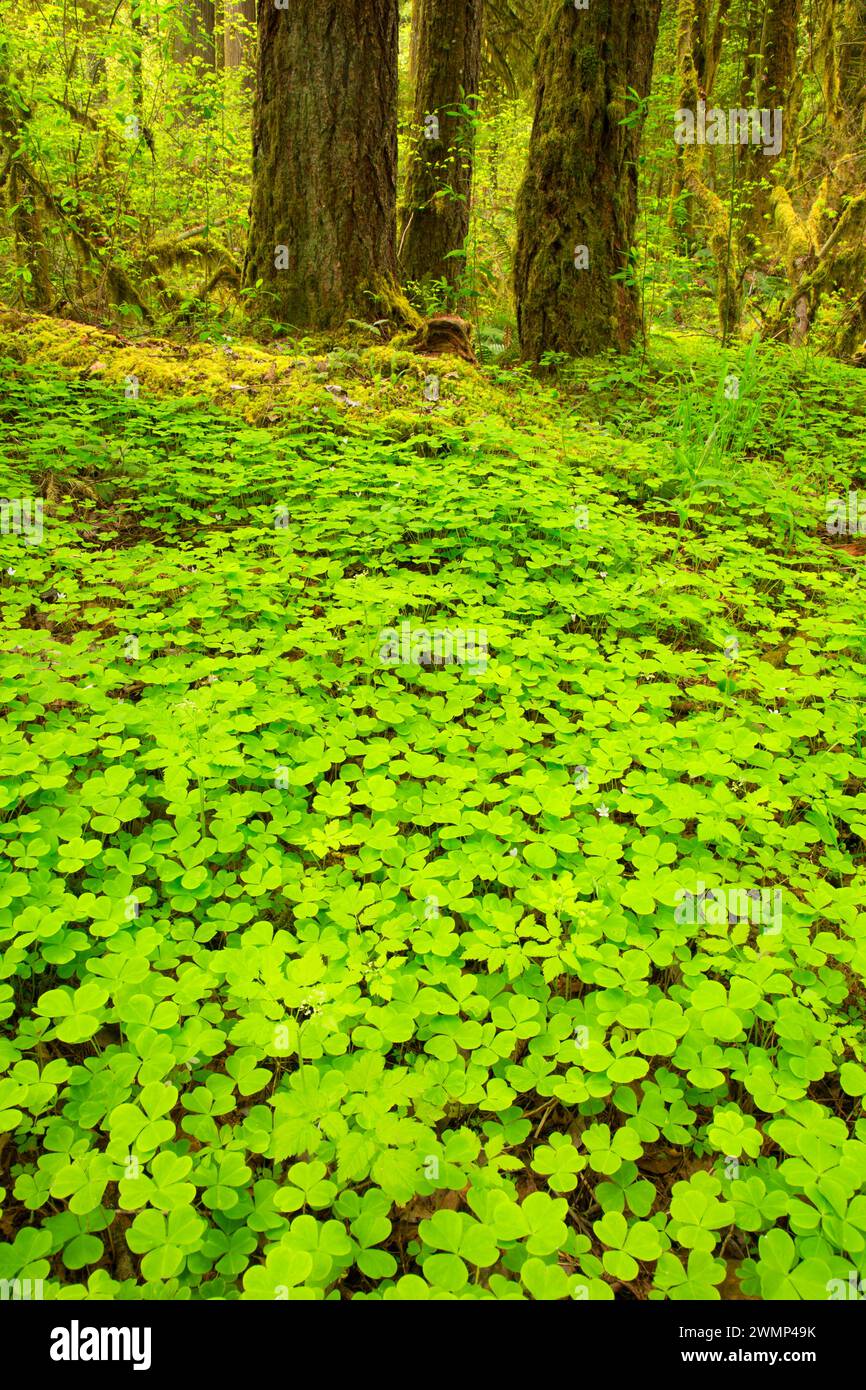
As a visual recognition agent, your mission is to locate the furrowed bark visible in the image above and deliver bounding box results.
[243,0,401,332]
[513,0,662,360]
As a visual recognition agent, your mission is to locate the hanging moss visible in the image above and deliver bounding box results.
[682,156,741,338]
[770,186,812,280]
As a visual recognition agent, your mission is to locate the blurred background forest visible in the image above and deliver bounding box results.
[0,0,864,365]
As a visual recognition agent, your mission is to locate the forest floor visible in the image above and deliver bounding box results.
[1,318,866,1300]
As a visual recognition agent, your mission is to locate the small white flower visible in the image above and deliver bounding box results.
[596,804,610,818]
[7,567,15,575]
[598,571,607,580]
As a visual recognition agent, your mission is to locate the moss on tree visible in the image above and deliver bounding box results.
[243,1,401,332]
[513,0,662,361]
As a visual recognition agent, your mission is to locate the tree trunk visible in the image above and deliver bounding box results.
[668,0,733,251]
[838,0,866,139]
[130,1,144,129]
[741,0,802,237]
[670,0,708,253]
[752,0,863,349]
[669,0,743,337]
[243,0,400,332]
[223,0,256,72]
[811,0,865,184]
[173,0,217,67]
[399,0,482,293]
[738,0,763,106]
[0,47,53,309]
[76,0,109,108]
[513,0,661,360]
[409,0,422,85]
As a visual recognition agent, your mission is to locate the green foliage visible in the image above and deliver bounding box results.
[0,331,865,1301]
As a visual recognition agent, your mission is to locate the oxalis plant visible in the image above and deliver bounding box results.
[0,341,865,1303]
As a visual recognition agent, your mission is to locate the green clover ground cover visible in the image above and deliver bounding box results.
[1,342,865,1301]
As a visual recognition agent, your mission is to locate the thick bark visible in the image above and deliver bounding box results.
[243,0,400,331]
[513,0,661,360]
[399,0,482,291]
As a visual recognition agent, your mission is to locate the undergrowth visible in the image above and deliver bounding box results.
[1,332,865,1301]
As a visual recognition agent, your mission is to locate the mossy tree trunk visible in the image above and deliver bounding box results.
[399,0,482,294]
[669,0,730,252]
[820,0,866,146]
[513,0,661,360]
[737,0,763,107]
[409,0,422,84]
[670,0,706,254]
[670,0,742,338]
[840,0,866,112]
[741,0,802,237]
[758,0,865,352]
[243,0,400,332]
[0,47,52,309]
